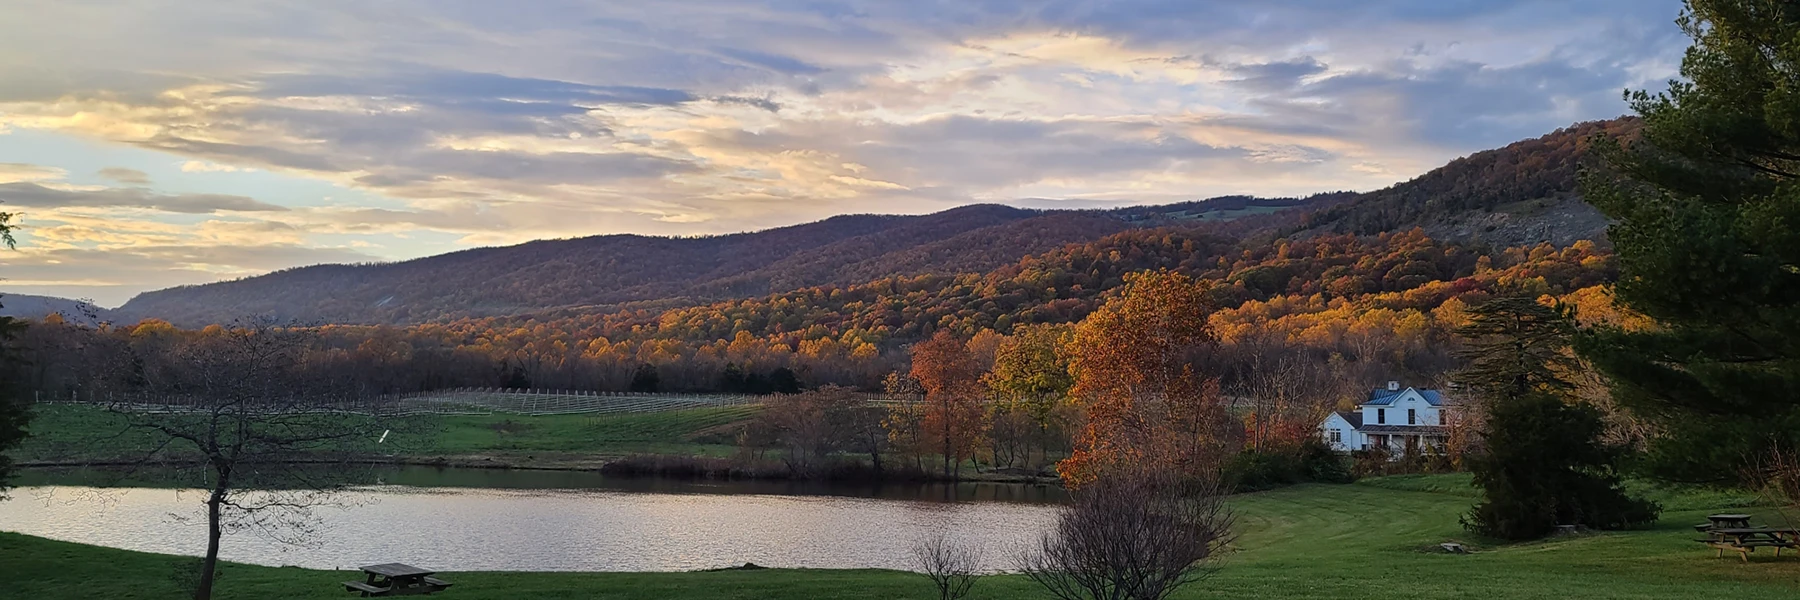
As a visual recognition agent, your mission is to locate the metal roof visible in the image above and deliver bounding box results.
[1363,387,1445,406]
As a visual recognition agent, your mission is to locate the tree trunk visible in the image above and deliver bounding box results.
[867,435,884,475]
[195,484,227,600]
[941,416,953,479]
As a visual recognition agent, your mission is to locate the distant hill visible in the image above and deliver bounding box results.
[117,196,1326,327]
[114,118,1637,328]
[0,293,111,325]
[1303,118,1638,247]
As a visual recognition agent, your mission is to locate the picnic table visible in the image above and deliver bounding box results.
[1705,514,1754,530]
[1698,527,1800,562]
[1692,514,1755,533]
[342,563,452,597]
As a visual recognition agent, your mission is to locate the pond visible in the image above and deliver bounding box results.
[0,466,1066,572]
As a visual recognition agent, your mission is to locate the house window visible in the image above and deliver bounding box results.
[1377,409,1386,424]
[1408,409,1417,425]
[1329,430,1342,444]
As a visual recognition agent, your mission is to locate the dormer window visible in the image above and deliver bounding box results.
[1408,409,1416,425]
[1377,408,1386,425]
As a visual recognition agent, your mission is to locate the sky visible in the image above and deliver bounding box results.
[0,0,1688,308]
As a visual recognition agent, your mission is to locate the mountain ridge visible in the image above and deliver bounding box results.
[113,117,1634,327]
[118,196,1321,326]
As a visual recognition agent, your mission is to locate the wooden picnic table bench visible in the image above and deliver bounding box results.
[342,563,452,597]
[1698,527,1800,562]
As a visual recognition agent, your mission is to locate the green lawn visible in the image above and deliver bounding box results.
[4,475,1797,599]
[397,406,758,458]
[16,404,760,464]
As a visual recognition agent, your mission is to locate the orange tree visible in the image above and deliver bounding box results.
[908,330,989,478]
[1060,270,1235,486]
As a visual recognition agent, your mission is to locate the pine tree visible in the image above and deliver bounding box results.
[1457,296,1659,540]
[719,363,747,393]
[630,363,661,393]
[1579,0,1800,482]
[1464,393,1661,540]
[0,213,27,497]
[0,315,28,497]
[1454,296,1579,401]
[769,367,802,395]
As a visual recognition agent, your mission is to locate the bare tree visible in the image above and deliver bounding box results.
[911,528,984,600]
[830,388,893,475]
[1018,472,1235,600]
[1229,344,1333,452]
[759,389,836,476]
[104,321,393,600]
[1754,446,1800,536]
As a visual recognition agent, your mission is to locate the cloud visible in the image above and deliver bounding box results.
[97,167,152,184]
[712,47,827,75]
[252,69,698,110]
[0,163,65,184]
[180,161,241,173]
[0,181,288,213]
[1224,57,1329,92]
[0,0,1690,302]
[0,242,381,307]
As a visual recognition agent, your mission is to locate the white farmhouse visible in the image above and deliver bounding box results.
[1319,382,1450,454]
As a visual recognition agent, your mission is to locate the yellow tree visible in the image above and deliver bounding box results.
[1061,270,1232,486]
[909,330,989,478]
[985,323,1075,468]
[881,371,930,472]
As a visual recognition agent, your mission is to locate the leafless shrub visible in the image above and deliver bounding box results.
[1017,472,1235,600]
[1753,446,1800,537]
[1760,446,1800,508]
[911,528,984,600]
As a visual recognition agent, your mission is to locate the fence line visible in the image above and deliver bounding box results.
[36,387,913,417]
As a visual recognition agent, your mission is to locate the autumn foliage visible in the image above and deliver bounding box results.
[1059,271,1234,486]
[909,330,990,478]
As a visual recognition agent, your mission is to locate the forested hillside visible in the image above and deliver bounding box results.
[113,196,1326,326]
[106,118,1631,329]
[25,227,1619,401]
[20,118,1645,419]
[1303,118,1639,246]
[0,293,109,325]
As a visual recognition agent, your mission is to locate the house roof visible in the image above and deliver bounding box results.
[1363,387,1445,406]
[1334,410,1362,428]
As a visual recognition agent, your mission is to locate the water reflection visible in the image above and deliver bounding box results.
[13,465,1069,503]
[0,467,1065,572]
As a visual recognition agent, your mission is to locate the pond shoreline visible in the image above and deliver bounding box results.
[2,475,1068,572]
[18,453,1067,486]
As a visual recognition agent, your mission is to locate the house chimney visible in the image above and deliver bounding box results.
[1387,381,1400,391]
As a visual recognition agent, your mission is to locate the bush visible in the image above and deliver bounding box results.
[1299,437,1355,484]
[1226,450,1301,491]
[599,455,768,479]
[1226,438,1352,491]
[1018,471,1234,600]
[1463,393,1660,540]
[1351,444,1457,478]
[599,454,935,482]
[1351,447,1394,478]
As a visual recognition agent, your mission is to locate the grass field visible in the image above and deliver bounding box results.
[15,404,761,465]
[396,406,759,458]
[4,474,1797,599]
